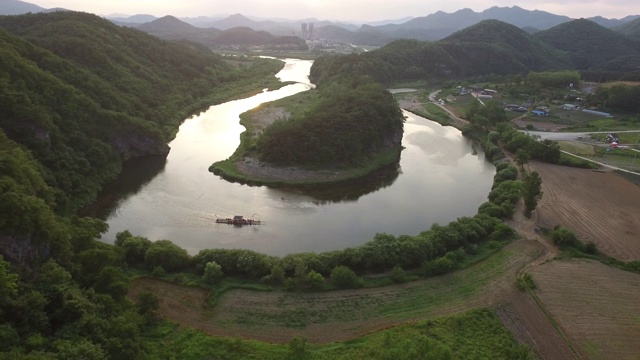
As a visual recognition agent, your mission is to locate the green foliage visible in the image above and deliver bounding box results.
[144,240,190,272]
[307,271,325,290]
[533,19,640,73]
[515,149,530,167]
[136,291,160,316]
[0,255,18,300]
[526,70,581,88]
[288,336,308,357]
[92,266,129,300]
[0,12,284,214]
[192,248,275,279]
[391,266,407,284]
[516,273,536,291]
[330,266,362,288]
[550,226,582,249]
[594,84,640,113]
[310,20,571,86]
[254,75,404,167]
[521,171,543,218]
[498,125,560,163]
[203,261,224,284]
[492,164,518,187]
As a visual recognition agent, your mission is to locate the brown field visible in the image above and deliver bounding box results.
[530,161,640,261]
[532,259,640,360]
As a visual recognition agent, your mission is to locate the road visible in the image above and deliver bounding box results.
[524,130,640,142]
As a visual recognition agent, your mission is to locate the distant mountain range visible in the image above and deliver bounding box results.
[2,1,640,46]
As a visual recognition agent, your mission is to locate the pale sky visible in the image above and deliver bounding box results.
[27,0,640,22]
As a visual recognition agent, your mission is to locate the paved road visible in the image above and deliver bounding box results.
[525,130,640,142]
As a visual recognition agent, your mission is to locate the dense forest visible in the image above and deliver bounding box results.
[0,11,284,213]
[255,76,404,167]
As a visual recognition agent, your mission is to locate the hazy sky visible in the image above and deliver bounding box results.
[27,0,640,22]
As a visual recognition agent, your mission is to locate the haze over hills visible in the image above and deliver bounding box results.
[3,0,640,46]
[138,15,307,50]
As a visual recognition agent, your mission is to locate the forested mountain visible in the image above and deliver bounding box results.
[371,6,573,42]
[310,19,572,85]
[534,19,640,73]
[137,16,307,50]
[0,0,46,15]
[0,11,283,214]
[614,17,640,40]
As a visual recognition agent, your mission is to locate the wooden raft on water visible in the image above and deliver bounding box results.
[215,215,263,226]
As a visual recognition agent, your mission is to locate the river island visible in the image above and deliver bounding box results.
[209,75,405,186]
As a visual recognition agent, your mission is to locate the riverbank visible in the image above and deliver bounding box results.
[396,91,470,130]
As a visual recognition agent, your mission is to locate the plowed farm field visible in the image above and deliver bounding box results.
[532,259,640,360]
[531,161,640,261]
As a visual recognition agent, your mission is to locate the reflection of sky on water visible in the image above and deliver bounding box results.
[97,60,495,256]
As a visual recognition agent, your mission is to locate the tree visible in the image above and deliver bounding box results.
[391,265,406,283]
[202,261,223,284]
[0,255,18,301]
[307,271,325,290]
[144,240,190,272]
[522,171,543,218]
[136,291,159,316]
[92,266,129,301]
[330,266,362,288]
[515,149,530,168]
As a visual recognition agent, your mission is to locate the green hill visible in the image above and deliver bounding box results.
[0,11,284,212]
[311,19,572,85]
[534,18,640,71]
[256,76,404,167]
[614,17,640,40]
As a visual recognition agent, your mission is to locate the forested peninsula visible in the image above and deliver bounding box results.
[209,75,405,185]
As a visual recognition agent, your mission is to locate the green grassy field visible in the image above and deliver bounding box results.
[142,309,533,360]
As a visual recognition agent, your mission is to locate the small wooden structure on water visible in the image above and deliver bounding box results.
[215,215,263,226]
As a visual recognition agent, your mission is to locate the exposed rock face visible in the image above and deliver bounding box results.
[0,235,50,268]
[111,133,170,161]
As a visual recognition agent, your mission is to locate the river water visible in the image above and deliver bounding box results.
[95,59,495,256]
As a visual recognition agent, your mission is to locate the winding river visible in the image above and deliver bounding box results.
[95,59,495,256]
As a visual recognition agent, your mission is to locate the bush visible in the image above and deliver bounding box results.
[307,271,325,290]
[391,265,406,283]
[516,273,536,291]
[584,242,597,255]
[330,266,362,288]
[144,240,190,272]
[202,261,224,284]
[550,226,581,249]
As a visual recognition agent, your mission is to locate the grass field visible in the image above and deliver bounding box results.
[141,309,532,359]
[129,240,542,343]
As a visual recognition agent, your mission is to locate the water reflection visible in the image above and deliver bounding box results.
[273,162,401,204]
[81,155,167,218]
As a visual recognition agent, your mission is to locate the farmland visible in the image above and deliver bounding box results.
[532,259,640,359]
[126,88,640,359]
[130,239,541,343]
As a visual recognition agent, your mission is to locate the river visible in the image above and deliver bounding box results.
[95,58,495,256]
